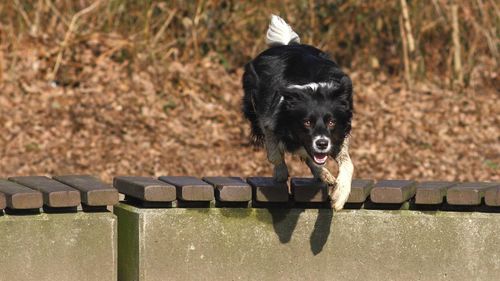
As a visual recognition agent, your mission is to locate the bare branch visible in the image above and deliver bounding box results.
[49,1,102,80]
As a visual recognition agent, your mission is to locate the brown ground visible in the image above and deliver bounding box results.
[1,39,498,183]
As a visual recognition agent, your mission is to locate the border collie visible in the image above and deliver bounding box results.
[242,15,354,210]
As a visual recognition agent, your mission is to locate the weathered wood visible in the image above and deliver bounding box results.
[202,177,252,202]
[0,179,43,209]
[8,176,80,208]
[114,176,176,202]
[415,181,456,205]
[159,176,214,201]
[53,175,119,206]
[290,178,328,202]
[347,179,374,203]
[246,177,289,203]
[447,182,498,206]
[370,180,416,204]
[485,185,500,206]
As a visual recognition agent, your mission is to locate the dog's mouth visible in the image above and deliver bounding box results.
[313,153,328,165]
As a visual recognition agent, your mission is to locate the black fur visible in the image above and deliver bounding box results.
[242,44,353,160]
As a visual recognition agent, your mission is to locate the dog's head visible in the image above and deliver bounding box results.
[276,76,353,165]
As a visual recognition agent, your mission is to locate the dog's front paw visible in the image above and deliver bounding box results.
[319,167,336,185]
[273,163,289,182]
[329,178,352,211]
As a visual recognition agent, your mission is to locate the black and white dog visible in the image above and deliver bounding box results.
[242,15,354,210]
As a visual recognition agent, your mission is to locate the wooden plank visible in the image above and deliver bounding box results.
[53,175,119,206]
[347,179,374,203]
[485,185,500,206]
[370,180,416,204]
[415,181,456,205]
[113,176,176,202]
[8,176,80,208]
[290,178,328,202]
[246,177,289,203]
[0,179,43,209]
[447,182,498,206]
[202,177,251,202]
[158,176,214,201]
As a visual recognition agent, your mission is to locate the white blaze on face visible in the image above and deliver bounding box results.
[312,135,331,165]
[312,135,331,153]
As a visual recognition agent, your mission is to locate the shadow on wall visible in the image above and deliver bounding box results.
[264,208,333,256]
[254,179,334,255]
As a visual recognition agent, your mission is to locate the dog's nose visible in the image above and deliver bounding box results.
[315,139,329,150]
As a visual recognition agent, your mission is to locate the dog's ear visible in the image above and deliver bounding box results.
[339,76,353,99]
[327,76,353,106]
[336,75,353,136]
[280,87,307,104]
[339,76,353,110]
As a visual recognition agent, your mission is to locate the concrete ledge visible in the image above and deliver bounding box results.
[115,203,500,281]
[0,211,117,281]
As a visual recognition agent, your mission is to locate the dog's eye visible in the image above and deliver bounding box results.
[327,120,335,128]
[304,120,311,128]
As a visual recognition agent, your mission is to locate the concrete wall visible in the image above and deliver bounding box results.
[0,211,117,281]
[2,204,499,281]
[115,203,500,281]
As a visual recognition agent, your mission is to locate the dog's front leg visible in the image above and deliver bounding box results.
[305,159,322,179]
[264,134,289,182]
[330,137,354,211]
[305,158,335,184]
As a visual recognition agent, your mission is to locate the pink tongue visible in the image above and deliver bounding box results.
[314,154,328,164]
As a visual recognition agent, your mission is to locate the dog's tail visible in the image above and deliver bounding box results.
[265,15,300,47]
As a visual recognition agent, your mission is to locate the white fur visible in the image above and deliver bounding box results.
[266,15,300,46]
[278,96,285,106]
[312,135,331,153]
[330,137,354,211]
[287,82,336,92]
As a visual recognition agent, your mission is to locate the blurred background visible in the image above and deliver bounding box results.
[0,0,498,182]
